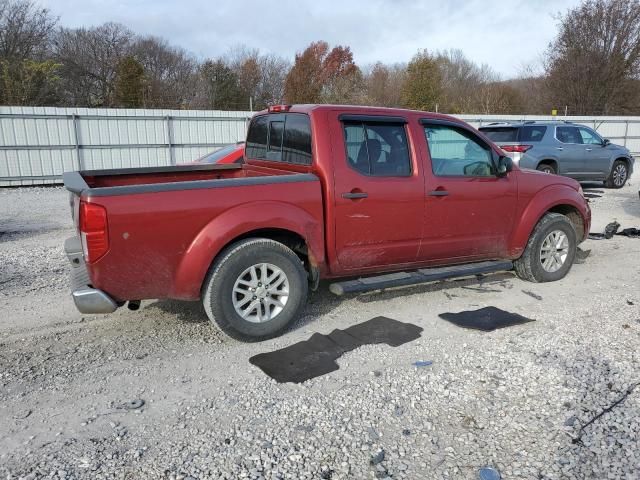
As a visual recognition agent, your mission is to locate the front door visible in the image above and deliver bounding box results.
[419,121,517,261]
[578,126,610,176]
[332,114,424,270]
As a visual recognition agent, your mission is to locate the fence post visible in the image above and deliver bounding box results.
[72,114,82,170]
[165,115,175,165]
[624,120,629,148]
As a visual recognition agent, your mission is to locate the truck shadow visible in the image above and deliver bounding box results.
[147,299,209,324]
[291,271,515,332]
[147,272,516,336]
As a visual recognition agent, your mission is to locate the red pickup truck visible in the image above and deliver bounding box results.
[64,104,590,340]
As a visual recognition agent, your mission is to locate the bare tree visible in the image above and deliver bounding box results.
[130,36,196,108]
[434,49,493,113]
[545,0,640,115]
[52,22,133,107]
[256,53,290,107]
[0,0,57,61]
[226,46,290,109]
[194,58,243,110]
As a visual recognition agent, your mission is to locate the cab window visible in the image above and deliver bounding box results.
[342,122,411,177]
[423,123,494,177]
[245,114,312,165]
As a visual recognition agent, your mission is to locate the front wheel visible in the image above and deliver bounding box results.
[203,238,308,341]
[514,213,577,283]
[605,160,628,189]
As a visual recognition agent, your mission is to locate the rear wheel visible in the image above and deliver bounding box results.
[514,213,577,283]
[605,160,628,189]
[536,163,557,174]
[203,238,308,341]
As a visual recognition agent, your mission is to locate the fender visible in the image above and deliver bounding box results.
[507,185,590,258]
[170,201,325,300]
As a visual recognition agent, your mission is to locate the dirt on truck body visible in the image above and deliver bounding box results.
[63,104,591,340]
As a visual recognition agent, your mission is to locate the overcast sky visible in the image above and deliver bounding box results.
[40,0,582,78]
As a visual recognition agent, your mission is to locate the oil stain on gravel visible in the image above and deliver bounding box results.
[250,317,423,383]
[439,306,534,331]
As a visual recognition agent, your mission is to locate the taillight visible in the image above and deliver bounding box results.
[501,145,532,153]
[79,202,109,263]
[268,104,291,113]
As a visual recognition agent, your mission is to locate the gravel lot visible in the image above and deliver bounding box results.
[1,182,639,480]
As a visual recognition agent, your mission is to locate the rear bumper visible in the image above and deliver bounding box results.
[65,236,118,314]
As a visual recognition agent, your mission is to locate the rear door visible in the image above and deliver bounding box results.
[331,113,424,270]
[555,126,586,176]
[419,120,517,260]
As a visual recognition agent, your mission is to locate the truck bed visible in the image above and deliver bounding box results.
[64,162,323,302]
[63,163,310,196]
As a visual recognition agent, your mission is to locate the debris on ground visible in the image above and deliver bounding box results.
[439,307,535,331]
[478,466,502,480]
[120,399,145,410]
[571,382,640,445]
[249,317,422,383]
[412,360,433,367]
[588,221,640,239]
[618,227,640,238]
[370,449,385,465]
[575,247,591,264]
[522,290,543,300]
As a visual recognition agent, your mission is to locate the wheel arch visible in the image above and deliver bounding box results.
[536,159,559,171]
[171,202,324,300]
[508,186,590,258]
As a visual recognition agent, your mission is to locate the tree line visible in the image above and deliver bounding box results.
[1,0,639,115]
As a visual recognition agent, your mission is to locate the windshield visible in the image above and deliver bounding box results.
[197,144,239,163]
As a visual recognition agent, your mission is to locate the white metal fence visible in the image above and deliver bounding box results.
[0,106,251,186]
[1,107,639,186]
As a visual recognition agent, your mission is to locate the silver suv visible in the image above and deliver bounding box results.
[479,121,634,188]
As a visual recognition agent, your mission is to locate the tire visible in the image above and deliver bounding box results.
[536,163,557,175]
[514,213,577,283]
[202,238,308,341]
[605,160,628,189]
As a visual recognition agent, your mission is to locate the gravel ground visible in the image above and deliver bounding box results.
[1,181,639,480]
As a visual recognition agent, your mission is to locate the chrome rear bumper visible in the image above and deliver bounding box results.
[65,236,118,314]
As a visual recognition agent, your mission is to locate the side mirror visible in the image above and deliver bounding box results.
[497,156,513,177]
[602,138,611,146]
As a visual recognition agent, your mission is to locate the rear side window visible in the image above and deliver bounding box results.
[282,114,312,164]
[246,113,312,165]
[520,125,547,142]
[246,116,268,158]
[480,127,518,143]
[342,122,411,177]
[556,126,583,144]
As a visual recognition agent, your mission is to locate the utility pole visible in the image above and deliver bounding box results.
[249,96,253,112]
[564,105,568,117]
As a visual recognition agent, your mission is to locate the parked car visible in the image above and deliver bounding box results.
[479,121,634,188]
[63,105,590,341]
[188,141,244,164]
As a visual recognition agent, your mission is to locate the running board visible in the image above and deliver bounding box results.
[329,260,513,296]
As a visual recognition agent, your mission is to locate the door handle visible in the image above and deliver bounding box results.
[585,148,592,152]
[428,190,449,197]
[556,147,564,151]
[342,191,368,199]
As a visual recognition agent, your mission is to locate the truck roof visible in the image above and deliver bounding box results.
[255,104,463,124]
